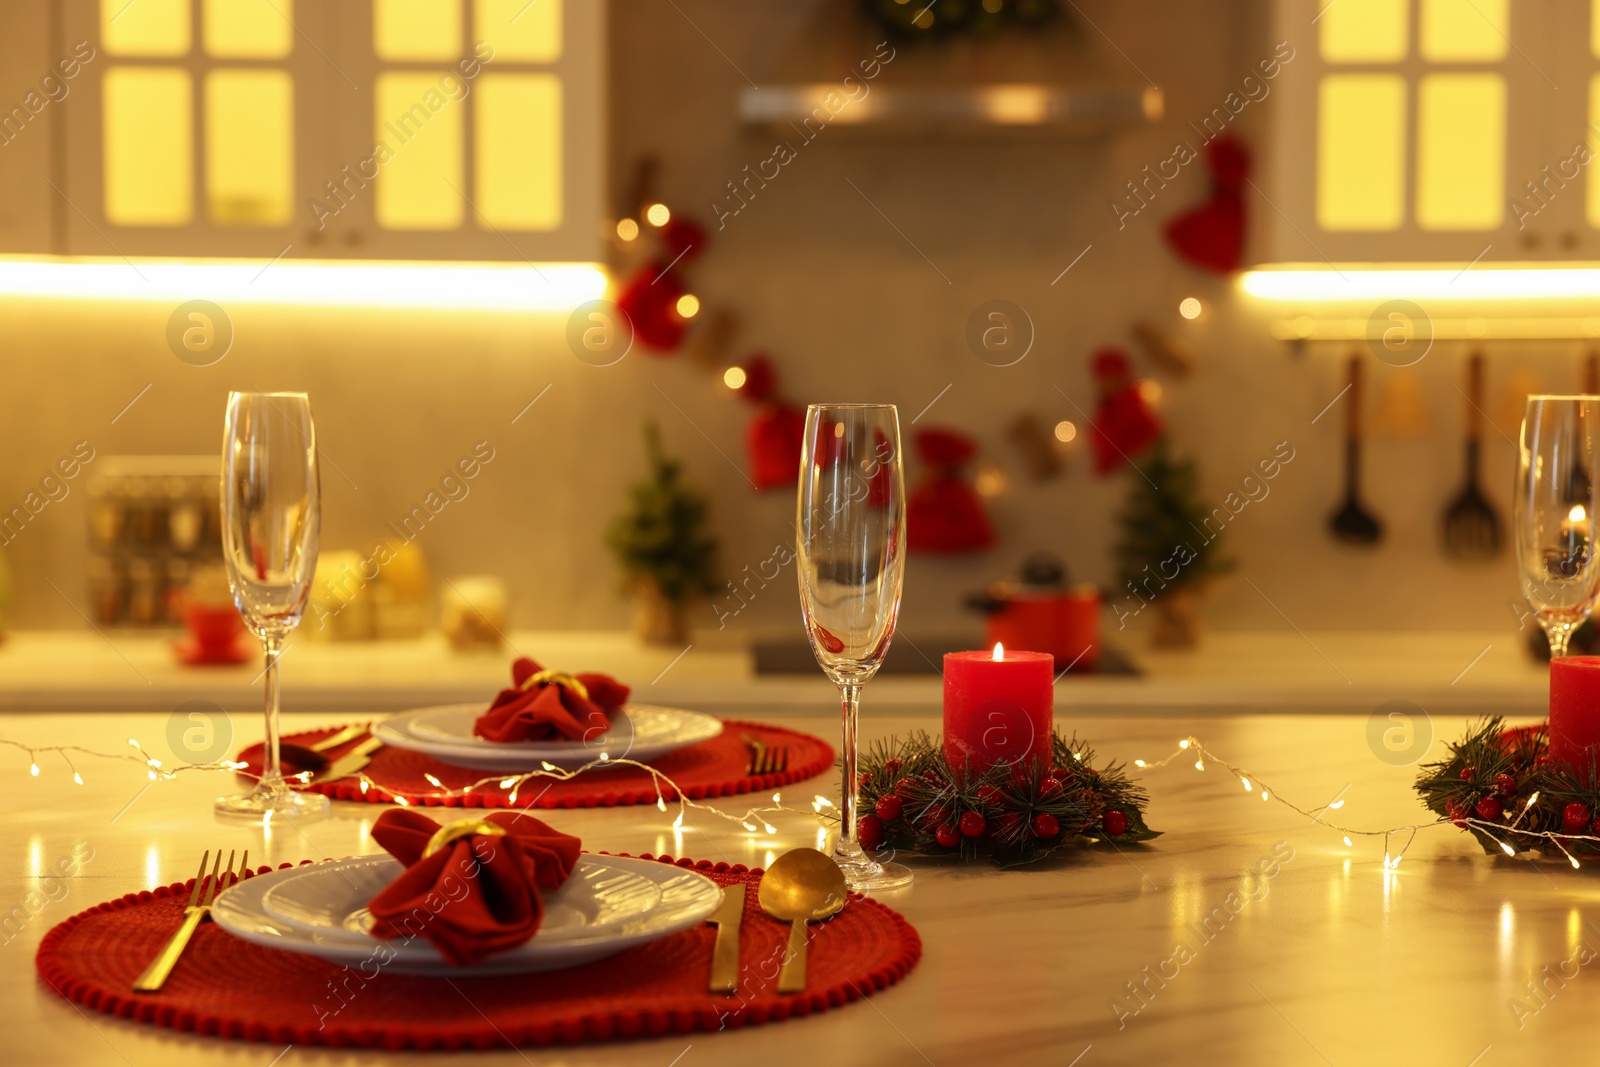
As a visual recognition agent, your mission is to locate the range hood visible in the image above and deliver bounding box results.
[738,82,1162,135]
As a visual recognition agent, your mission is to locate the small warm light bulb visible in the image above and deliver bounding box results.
[423,773,443,788]
[1138,380,1162,405]
[1501,841,1516,856]
[675,294,700,318]
[763,823,778,834]
[657,796,667,811]
[147,769,157,780]
[673,811,685,828]
[499,777,517,789]
[1570,504,1587,523]
[128,738,139,748]
[1241,778,1252,791]
[360,780,370,795]
[645,203,671,227]
[1572,855,1582,869]
[1134,759,1146,768]
[541,762,557,771]
[1261,791,1270,801]
[72,772,83,785]
[616,217,640,241]
[772,792,782,803]
[993,642,1005,662]
[742,821,757,832]
[1053,420,1077,443]
[599,751,610,762]
[1179,296,1203,320]
[723,366,747,390]
[1343,835,1353,847]
[394,794,410,806]
[29,762,39,777]
[1194,760,1205,771]
[1179,740,1190,749]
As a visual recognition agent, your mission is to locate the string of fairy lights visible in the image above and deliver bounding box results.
[17,728,1600,869]
[1134,735,1600,870]
[0,734,837,839]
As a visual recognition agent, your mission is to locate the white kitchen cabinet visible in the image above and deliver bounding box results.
[31,0,603,262]
[1263,0,1600,264]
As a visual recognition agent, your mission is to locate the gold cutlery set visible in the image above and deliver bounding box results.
[742,733,789,776]
[705,847,848,995]
[132,849,248,993]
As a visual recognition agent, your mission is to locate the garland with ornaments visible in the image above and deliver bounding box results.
[1413,719,1600,865]
[855,730,1159,867]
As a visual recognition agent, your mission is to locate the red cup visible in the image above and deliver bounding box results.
[184,603,243,654]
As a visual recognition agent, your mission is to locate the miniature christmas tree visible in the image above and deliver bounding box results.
[1113,437,1233,647]
[606,422,718,643]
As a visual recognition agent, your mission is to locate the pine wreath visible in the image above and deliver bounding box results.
[1415,717,1600,858]
[856,730,1159,867]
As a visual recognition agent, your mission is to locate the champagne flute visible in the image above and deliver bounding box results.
[1516,396,1600,658]
[797,404,911,892]
[214,392,329,820]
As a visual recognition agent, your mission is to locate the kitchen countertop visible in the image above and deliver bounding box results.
[0,706,1586,1065]
[0,628,1550,717]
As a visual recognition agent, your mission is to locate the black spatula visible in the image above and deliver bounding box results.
[1329,352,1383,546]
[1441,351,1502,560]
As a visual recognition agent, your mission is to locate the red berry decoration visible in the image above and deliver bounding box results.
[959,810,987,838]
[934,822,960,848]
[996,811,1023,838]
[1103,810,1129,836]
[895,777,920,800]
[858,772,872,790]
[1032,813,1061,839]
[1565,802,1592,833]
[1446,800,1468,828]
[875,795,904,823]
[1494,773,1517,797]
[1459,766,1475,781]
[858,814,884,850]
[976,785,1003,807]
[1037,777,1065,801]
[1475,796,1502,821]
[883,758,903,775]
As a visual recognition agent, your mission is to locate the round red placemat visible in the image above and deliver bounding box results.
[36,856,921,1050]
[233,720,834,808]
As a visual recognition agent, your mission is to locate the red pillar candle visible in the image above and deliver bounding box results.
[1550,656,1600,770]
[943,644,1054,776]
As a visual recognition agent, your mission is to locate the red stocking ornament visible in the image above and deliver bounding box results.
[908,428,995,554]
[1163,135,1249,275]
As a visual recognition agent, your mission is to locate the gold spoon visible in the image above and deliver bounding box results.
[758,848,847,994]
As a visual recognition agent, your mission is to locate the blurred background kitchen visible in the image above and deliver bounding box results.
[0,0,1581,712]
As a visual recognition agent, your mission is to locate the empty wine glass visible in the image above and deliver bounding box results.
[1516,396,1600,658]
[797,404,911,892]
[215,392,328,820]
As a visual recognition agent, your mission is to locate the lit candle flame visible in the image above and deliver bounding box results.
[1571,504,1588,523]
[993,642,1005,662]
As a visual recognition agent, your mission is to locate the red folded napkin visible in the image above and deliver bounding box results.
[473,657,632,744]
[366,809,583,967]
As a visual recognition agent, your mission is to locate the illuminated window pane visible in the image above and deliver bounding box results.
[103,67,192,225]
[1320,0,1408,63]
[374,73,463,229]
[1416,74,1504,230]
[205,70,292,225]
[475,74,561,230]
[1317,75,1406,231]
[102,0,191,57]
[476,0,561,62]
[1420,0,1508,61]
[203,0,293,58]
[1594,0,1600,59]
[375,0,462,60]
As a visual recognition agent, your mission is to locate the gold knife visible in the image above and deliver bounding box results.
[311,736,384,783]
[706,884,745,994]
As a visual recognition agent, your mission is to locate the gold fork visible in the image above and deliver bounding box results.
[133,848,248,993]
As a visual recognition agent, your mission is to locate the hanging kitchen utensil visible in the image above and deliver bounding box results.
[1328,352,1383,546]
[1492,362,1544,439]
[1370,368,1433,440]
[1441,350,1502,560]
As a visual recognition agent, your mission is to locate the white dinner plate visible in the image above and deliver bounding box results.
[372,703,724,770]
[260,854,663,946]
[213,853,723,976]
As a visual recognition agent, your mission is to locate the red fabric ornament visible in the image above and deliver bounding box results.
[474,657,631,743]
[733,354,804,491]
[907,427,994,554]
[1163,135,1250,275]
[1086,346,1162,476]
[615,262,689,353]
[367,809,582,967]
[660,217,707,262]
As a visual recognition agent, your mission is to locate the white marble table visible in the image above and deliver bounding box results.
[1,707,1584,1065]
